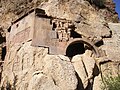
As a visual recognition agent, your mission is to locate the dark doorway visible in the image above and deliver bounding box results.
[66,42,85,58]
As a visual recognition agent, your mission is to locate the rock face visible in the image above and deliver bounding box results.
[0,0,120,90]
[39,0,117,40]
[71,50,99,90]
[1,42,77,90]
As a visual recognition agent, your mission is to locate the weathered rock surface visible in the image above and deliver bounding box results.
[0,0,120,90]
[40,0,113,39]
[1,41,77,90]
[72,50,99,90]
[102,23,120,62]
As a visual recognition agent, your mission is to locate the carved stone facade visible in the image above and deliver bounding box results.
[7,8,105,59]
[1,4,120,89]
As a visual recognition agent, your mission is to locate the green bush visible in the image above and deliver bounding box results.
[87,0,105,8]
[101,75,120,90]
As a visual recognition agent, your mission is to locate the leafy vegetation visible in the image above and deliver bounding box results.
[87,0,105,8]
[101,75,120,90]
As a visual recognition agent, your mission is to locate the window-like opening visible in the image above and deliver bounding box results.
[35,8,45,15]
[66,42,85,58]
[16,24,19,28]
[2,46,6,61]
[52,22,57,31]
[8,26,11,32]
[70,30,82,38]
[95,40,104,47]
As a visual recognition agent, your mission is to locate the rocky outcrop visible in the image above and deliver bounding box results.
[1,41,77,90]
[71,50,99,90]
[0,0,120,90]
[39,0,115,40]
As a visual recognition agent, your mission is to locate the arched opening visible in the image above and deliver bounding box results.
[66,42,85,58]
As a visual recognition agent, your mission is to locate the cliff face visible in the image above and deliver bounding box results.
[0,0,120,90]
[0,0,118,29]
